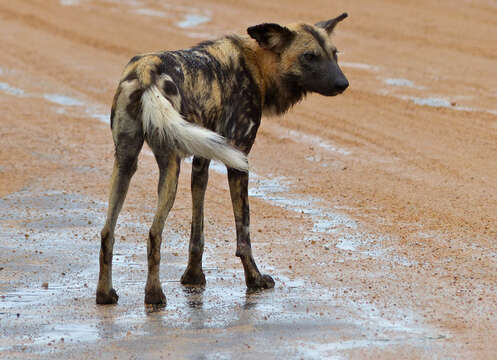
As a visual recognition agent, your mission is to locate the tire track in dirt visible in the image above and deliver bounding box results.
[0,4,133,57]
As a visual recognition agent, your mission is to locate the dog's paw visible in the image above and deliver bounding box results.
[180,267,206,286]
[96,288,119,305]
[247,274,275,290]
[144,287,167,306]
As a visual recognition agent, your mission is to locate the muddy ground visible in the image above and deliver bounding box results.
[0,0,496,359]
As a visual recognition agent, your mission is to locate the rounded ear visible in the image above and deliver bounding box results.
[315,12,348,35]
[247,23,295,53]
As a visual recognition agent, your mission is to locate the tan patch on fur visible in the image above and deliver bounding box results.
[121,54,162,87]
[243,40,278,102]
[136,56,161,87]
[111,79,141,142]
[206,41,241,68]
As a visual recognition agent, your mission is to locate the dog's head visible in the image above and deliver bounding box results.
[248,13,349,97]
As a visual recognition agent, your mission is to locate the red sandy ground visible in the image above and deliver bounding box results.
[0,0,496,358]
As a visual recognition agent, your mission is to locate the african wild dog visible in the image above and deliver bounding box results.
[97,13,349,305]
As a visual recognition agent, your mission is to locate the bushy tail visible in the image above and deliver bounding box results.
[141,85,248,172]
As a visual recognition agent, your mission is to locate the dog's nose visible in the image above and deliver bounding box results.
[335,78,349,92]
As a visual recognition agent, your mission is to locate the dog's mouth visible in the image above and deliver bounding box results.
[332,87,347,96]
[319,87,347,97]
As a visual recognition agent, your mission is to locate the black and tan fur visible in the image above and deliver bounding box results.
[97,13,349,305]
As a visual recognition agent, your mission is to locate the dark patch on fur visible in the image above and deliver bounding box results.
[315,13,348,34]
[157,53,184,84]
[174,48,223,85]
[148,71,158,89]
[226,35,244,48]
[264,73,307,115]
[110,108,115,129]
[247,23,295,53]
[110,85,123,129]
[192,40,216,49]
[163,80,178,96]
[126,89,143,120]
[122,71,138,83]
[128,55,142,64]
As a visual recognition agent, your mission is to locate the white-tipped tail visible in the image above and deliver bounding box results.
[141,85,248,172]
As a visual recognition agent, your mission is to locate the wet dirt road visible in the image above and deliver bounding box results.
[0,0,496,359]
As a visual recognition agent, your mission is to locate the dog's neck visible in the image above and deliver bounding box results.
[244,41,307,116]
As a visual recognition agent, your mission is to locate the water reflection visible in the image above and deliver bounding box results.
[145,303,167,314]
[244,287,271,310]
[183,286,205,309]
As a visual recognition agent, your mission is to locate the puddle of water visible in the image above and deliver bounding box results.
[44,94,84,106]
[408,96,476,112]
[0,82,25,97]
[134,8,167,17]
[37,323,100,344]
[247,175,355,236]
[340,62,381,72]
[245,171,413,266]
[339,61,495,116]
[391,94,487,113]
[0,188,443,357]
[383,78,424,90]
[335,236,361,251]
[0,78,106,124]
[312,213,358,234]
[90,113,110,124]
[410,97,452,108]
[285,129,351,156]
[248,177,290,197]
[296,337,421,359]
[60,0,81,5]
[191,152,359,254]
[102,0,144,5]
[181,31,218,39]
[176,14,210,28]
[40,90,110,125]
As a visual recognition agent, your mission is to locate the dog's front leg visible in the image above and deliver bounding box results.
[228,168,275,290]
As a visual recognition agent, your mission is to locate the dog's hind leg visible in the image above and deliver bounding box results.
[97,79,144,305]
[181,157,210,286]
[97,126,144,305]
[228,168,275,290]
[145,149,181,306]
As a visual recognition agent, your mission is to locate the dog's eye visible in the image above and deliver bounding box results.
[303,52,318,62]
